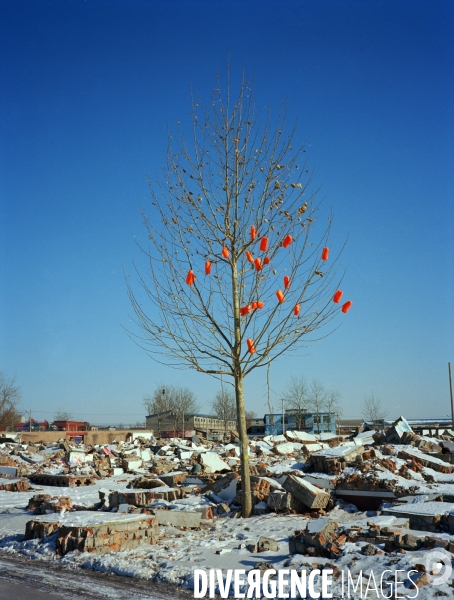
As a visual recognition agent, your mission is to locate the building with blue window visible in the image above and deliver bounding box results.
[264,410,336,436]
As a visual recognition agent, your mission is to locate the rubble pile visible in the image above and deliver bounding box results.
[0,416,454,566]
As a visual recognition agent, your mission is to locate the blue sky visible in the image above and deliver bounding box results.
[1,0,453,423]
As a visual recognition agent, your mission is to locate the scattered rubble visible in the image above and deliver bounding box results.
[0,416,454,583]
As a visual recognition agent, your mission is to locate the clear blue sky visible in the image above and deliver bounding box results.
[1,0,453,423]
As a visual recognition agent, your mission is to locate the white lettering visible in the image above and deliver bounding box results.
[322,569,333,598]
[217,569,232,598]
[262,570,277,598]
[234,569,246,599]
[379,570,393,599]
[291,569,307,598]
[277,569,289,598]
[308,569,321,599]
[194,570,207,598]
[406,571,419,599]
[364,571,379,598]
[348,570,363,597]
[394,570,406,599]
[247,570,261,598]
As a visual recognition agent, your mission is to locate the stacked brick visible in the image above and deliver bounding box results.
[24,513,159,555]
[108,487,182,508]
[0,477,30,491]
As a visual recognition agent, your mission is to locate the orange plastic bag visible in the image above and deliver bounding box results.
[246,251,254,263]
[205,261,212,275]
[294,304,300,316]
[322,247,329,261]
[341,301,352,313]
[264,257,270,265]
[276,290,285,303]
[246,338,256,354]
[284,275,290,289]
[222,246,229,258]
[282,235,293,248]
[186,270,196,286]
[256,301,264,309]
[260,236,268,252]
[333,290,343,303]
[250,225,256,240]
[254,257,262,271]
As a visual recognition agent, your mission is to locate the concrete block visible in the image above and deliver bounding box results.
[283,475,330,509]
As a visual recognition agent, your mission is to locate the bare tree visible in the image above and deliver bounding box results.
[54,410,72,422]
[325,389,341,433]
[245,410,257,430]
[211,388,237,437]
[127,75,346,516]
[362,393,387,427]
[283,375,310,429]
[0,372,21,430]
[309,379,328,434]
[144,384,199,435]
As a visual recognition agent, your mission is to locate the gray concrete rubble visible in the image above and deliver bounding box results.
[1,417,454,558]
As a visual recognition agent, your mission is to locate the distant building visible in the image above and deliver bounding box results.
[15,418,49,432]
[52,420,90,440]
[145,411,236,440]
[247,418,265,437]
[264,410,336,436]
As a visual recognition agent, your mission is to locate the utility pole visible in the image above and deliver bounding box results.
[282,398,285,435]
[449,363,454,431]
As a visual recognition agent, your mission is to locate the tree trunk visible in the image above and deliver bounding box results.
[231,256,252,517]
[234,372,252,517]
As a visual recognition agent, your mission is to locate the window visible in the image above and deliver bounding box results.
[323,415,330,424]
[313,416,320,424]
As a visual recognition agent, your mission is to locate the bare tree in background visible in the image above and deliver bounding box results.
[211,388,237,438]
[0,372,21,430]
[54,410,73,422]
[325,389,341,433]
[143,384,199,435]
[309,379,328,434]
[283,375,309,429]
[245,410,257,430]
[362,393,387,427]
[127,74,347,516]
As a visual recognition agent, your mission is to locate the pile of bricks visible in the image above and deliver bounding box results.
[108,487,183,508]
[29,474,97,487]
[25,512,158,555]
[0,477,30,492]
[289,518,344,559]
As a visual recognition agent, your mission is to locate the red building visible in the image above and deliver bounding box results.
[15,419,49,432]
[52,420,90,440]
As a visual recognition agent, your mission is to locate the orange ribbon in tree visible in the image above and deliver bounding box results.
[282,235,293,248]
[254,257,262,271]
[205,261,212,275]
[186,270,196,286]
[321,247,329,261]
[245,251,254,263]
[222,246,229,258]
[284,275,290,289]
[333,290,343,303]
[260,236,268,252]
[276,290,285,303]
[341,301,352,313]
[246,338,256,354]
[294,304,300,316]
[250,226,257,240]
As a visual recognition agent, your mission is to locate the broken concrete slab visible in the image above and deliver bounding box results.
[199,452,231,473]
[382,501,454,533]
[283,475,330,509]
[29,474,97,487]
[272,442,295,456]
[155,509,201,528]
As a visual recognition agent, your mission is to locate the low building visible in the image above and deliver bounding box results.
[145,411,236,440]
[15,419,49,432]
[264,410,336,436]
[52,420,90,441]
[247,418,265,437]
